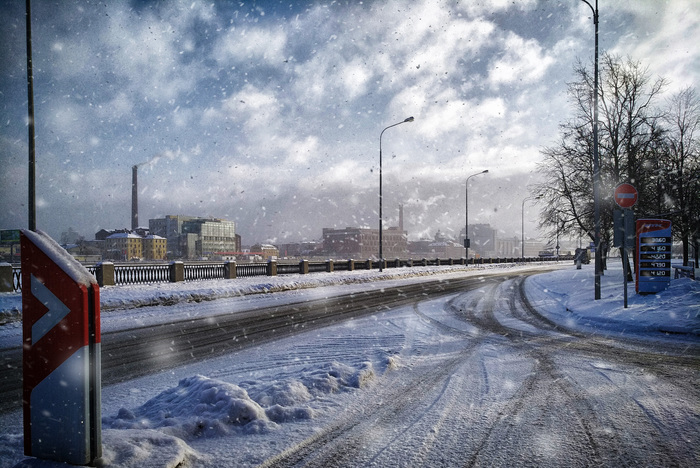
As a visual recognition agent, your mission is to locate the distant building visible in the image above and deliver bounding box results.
[149,215,197,258]
[495,237,518,257]
[149,215,237,259]
[181,218,237,259]
[523,239,546,257]
[104,232,143,261]
[322,226,407,259]
[60,227,82,245]
[277,241,322,259]
[460,223,497,258]
[250,243,279,261]
[409,231,465,259]
[95,228,130,241]
[143,234,167,260]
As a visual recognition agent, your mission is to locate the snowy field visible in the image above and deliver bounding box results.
[0,261,697,467]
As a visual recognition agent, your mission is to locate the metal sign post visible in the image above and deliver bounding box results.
[613,209,636,307]
[613,184,638,308]
[21,230,102,465]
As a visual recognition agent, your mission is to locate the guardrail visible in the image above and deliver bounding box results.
[4,255,574,292]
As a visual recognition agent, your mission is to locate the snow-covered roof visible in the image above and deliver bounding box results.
[107,232,142,239]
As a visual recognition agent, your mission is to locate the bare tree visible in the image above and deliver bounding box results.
[534,54,667,275]
[661,87,700,266]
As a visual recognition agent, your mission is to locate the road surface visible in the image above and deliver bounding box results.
[1,270,697,467]
[254,275,699,467]
[0,272,505,414]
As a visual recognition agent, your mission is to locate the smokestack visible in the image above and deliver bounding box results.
[399,204,404,233]
[132,165,138,231]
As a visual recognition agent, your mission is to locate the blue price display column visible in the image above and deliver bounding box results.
[636,219,672,293]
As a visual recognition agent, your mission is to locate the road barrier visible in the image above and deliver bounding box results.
[9,255,574,291]
[20,230,101,465]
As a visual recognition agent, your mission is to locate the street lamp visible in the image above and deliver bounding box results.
[26,0,36,231]
[555,212,561,259]
[465,170,488,258]
[579,0,602,299]
[521,197,533,259]
[379,116,414,271]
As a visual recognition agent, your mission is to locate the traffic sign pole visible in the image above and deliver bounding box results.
[613,184,639,307]
[21,230,101,465]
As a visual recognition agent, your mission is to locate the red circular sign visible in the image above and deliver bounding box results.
[614,183,638,208]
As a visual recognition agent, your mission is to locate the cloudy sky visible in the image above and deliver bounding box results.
[1,0,698,247]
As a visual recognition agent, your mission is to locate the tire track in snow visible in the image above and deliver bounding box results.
[256,341,481,468]
[454,276,605,466]
[451,274,696,467]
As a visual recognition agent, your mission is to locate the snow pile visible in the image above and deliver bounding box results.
[100,429,198,468]
[104,361,377,440]
[105,375,277,438]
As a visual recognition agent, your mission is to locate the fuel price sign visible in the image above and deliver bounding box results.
[636,219,672,293]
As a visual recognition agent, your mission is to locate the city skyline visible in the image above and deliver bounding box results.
[1,1,698,245]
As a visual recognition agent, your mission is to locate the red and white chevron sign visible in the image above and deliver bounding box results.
[21,230,102,465]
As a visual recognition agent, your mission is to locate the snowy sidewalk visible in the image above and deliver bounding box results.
[526,261,700,339]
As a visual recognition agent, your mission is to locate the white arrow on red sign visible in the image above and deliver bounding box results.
[30,274,71,345]
[614,183,638,208]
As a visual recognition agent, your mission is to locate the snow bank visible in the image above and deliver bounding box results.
[104,375,276,438]
[99,429,198,468]
[103,360,377,448]
[0,263,530,324]
[526,263,700,338]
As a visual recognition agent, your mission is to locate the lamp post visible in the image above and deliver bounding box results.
[379,116,414,271]
[580,0,601,299]
[465,170,488,258]
[521,197,532,259]
[556,212,560,260]
[26,0,36,231]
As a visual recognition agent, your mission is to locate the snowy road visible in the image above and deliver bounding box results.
[250,275,698,467]
[0,265,697,467]
[0,272,505,413]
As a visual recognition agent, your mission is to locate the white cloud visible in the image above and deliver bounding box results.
[488,33,555,88]
[223,85,281,133]
[286,136,320,166]
[100,4,201,102]
[612,1,700,92]
[339,59,373,100]
[97,92,134,119]
[215,27,287,66]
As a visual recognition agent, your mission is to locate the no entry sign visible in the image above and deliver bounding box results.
[614,183,638,208]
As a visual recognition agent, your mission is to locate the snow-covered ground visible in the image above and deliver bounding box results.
[0,261,697,467]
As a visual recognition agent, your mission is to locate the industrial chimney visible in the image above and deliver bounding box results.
[131,165,138,231]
